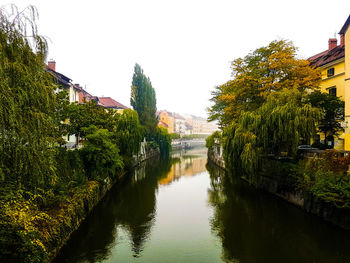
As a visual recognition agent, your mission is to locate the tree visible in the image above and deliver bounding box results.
[115,109,143,157]
[79,125,123,181]
[63,100,117,139]
[306,91,345,146]
[208,40,322,182]
[208,40,321,127]
[130,64,158,132]
[0,5,58,190]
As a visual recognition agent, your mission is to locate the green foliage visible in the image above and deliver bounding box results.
[55,148,86,190]
[208,40,322,184]
[115,109,143,157]
[0,5,58,190]
[152,127,172,156]
[206,131,222,149]
[0,180,101,263]
[80,126,124,182]
[63,100,118,138]
[0,5,149,262]
[297,150,350,208]
[130,64,171,156]
[208,40,321,127]
[130,64,158,132]
[169,133,181,140]
[306,90,345,143]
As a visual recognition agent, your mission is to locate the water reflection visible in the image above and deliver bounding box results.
[54,150,207,263]
[206,162,350,263]
[54,150,350,263]
[159,149,207,186]
[54,156,170,262]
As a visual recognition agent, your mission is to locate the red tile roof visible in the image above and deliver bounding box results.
[308,45,344,68]
[97,97,128,109]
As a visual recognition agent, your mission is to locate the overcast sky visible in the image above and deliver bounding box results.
[5,0,350,117]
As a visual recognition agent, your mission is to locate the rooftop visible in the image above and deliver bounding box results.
[47,67,71,87]
[308,45,345,68]
[97,97,128,109]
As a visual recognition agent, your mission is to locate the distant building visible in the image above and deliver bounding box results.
[157,111,175,133]
[184,115,218,135]
[157,111,218,136]
[174,113,186,135]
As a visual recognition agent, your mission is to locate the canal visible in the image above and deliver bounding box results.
[54,148,350,263]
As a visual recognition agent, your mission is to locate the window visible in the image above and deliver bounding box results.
[329,87,337,97]
[327,68,335,77]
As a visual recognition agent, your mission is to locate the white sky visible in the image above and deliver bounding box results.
[4,0,350,117]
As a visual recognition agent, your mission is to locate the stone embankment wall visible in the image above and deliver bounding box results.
[207,144,226,169]
[207,146,350,230]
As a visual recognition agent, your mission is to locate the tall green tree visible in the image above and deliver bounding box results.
[208,40,321,127]
[130,64,158,132]
[208,40,322,183]
[306,91,345,145]
[0,5,58,190]
[115,109,143,157]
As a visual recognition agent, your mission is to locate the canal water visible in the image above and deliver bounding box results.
[54,148,350,263]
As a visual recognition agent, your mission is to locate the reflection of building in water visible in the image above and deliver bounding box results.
[159,157,207,185]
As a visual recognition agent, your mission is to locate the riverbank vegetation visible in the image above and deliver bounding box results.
[297,150,350,209]
[207,40,349,210]
[0,5,170,262]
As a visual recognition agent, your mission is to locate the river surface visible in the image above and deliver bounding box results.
[54,148,350,263]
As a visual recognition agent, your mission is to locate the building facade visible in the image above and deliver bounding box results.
[309,15,350,150]
[157,111,175,133]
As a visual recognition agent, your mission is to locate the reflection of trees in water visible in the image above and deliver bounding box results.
[206,162,350,263]
[54,157,172,263]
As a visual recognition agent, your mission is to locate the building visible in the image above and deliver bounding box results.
[342,16,350,151]
[96,97,128,113]
[309,15,350,150]
[47,60,80,147]
[157,111,175,133]
[76,84,97,103]
[174,113,186,135]
[47,60,80,104]
[47,60,129,147]
[184,115,218,135]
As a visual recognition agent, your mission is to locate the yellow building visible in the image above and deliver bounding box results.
[342,16,350,151]
[309,15,350,150]
[157,111,175,133]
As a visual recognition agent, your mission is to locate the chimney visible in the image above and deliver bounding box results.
[48,60,56,71]
[328,38,337,50]
[340,34,345,46]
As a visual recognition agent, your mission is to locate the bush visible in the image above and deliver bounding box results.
[79,126,123,182]
[296,150,350,208]
[206,131,222,149]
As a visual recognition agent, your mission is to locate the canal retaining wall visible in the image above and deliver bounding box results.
[207,146,350,230]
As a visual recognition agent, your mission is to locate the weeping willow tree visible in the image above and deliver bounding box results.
[115,109,143,157]
[0,5,58,190]
[208,40,322,184]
